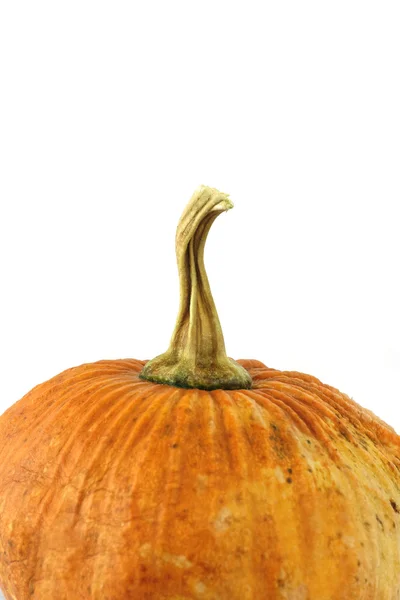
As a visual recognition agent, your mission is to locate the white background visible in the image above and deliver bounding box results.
[0,0,399,475]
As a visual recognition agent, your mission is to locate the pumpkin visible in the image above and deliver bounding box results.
[0,186,399,600]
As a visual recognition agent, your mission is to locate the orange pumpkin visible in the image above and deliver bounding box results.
[0,186,399,599]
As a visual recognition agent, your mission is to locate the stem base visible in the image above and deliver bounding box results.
[140,353,252,390]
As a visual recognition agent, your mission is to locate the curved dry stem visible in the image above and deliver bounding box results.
[140,185,252,390]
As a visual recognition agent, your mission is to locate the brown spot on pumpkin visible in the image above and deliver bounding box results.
[358,436,368,450]
[339,430,350,442]
[177,508,189,520]
[390,499,400,514]
[286,477,292,484]
[376,515,384,531]
[287,468,292,474]
[171,443,179,448]
[262,514,272,522]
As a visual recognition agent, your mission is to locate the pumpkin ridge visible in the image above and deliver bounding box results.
[252,367,400,449]
[248,388,318,437]
[12,380,153,591]
[0,376,106,484]
[255,387,345,457]
[75,389,177,594]
[211,391,253,478]
[150,389,196,566]
[105,385,183,502]
[218,391,260,597]
[67,383,168,529]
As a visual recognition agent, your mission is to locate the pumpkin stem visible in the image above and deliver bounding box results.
[139,185,252,390]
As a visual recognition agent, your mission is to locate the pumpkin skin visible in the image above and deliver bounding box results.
[0,358,400,600]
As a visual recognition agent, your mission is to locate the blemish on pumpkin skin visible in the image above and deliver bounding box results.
[342,535,355,548]
[196,474,208,492]
[176,508,189,521]
[280,583,308,600]
[138,543,192,569]
[163,424,172,436]
[214,507,233,532]
[235,546,246,558]
[193,581,206,595]
[162,552,193,569]
[139,542,151,558]
[274,466,285,484]
[375,514,384,531]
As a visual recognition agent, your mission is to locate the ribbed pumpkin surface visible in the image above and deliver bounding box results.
[0,358,400,599]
